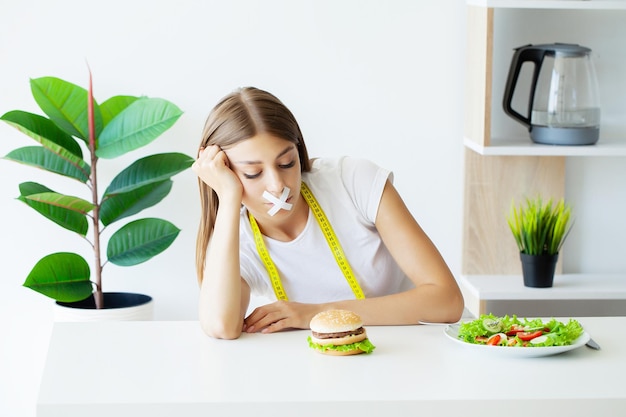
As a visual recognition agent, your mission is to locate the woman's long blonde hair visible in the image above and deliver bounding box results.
[195,87,311,284]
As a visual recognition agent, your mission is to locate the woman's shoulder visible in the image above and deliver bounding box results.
[304,156,392,224]
[304,156,392,198]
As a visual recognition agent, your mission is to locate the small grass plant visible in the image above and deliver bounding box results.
[507,196,573,256]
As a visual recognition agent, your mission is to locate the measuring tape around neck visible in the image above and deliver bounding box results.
[248,181,365,301]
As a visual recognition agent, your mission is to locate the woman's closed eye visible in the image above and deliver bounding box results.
[242,161,296,180]
[243,171,262,179]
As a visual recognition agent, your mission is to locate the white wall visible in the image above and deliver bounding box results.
[0,1,466,415]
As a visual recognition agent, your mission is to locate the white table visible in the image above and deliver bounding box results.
[37,318,625,417]
[460,274,626,318]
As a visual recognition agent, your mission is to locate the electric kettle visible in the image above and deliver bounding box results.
[503,43,601,145]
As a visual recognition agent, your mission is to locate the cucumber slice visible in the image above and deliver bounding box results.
[482,317,502,333]
[530,335,549,345]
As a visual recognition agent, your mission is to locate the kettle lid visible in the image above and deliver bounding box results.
[515,43,591,57]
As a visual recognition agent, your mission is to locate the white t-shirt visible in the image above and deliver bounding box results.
[239,157,414,303]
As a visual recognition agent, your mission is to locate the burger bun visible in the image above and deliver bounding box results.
[309,309,363,333]
[317,347,365,356]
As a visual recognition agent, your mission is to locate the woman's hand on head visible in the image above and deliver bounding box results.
[192,145,243,202]
[243,301,322,334]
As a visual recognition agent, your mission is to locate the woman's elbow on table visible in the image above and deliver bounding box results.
[200,317,244,340]
[445,289,465,323]
[415,282,465,324]
[438,282,465,323]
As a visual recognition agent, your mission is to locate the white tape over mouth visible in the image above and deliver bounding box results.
[263,187,293,216]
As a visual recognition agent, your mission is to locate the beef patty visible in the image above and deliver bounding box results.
[311,326,365,339]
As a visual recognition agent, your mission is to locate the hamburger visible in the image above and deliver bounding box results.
[307,309,376,355]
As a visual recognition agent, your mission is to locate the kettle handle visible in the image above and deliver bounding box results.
[503,45,547,129]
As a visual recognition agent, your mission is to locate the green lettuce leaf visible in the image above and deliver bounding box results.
[307,336,376,354]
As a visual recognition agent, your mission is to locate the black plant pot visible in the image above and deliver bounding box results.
[520,253,558,288]
[55,292,153,321]
[57,292,152,309]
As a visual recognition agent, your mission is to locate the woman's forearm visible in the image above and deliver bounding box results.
[321,283,464,326]
[199,201,247,339]
[243,282,463,334]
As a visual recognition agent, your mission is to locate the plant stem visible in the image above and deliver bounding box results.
[87,67,103,309]
[91,159,103,309]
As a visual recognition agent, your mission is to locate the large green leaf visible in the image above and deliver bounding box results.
[23,252,93,302]
[96,98,183,159]
[30,76,103,142]
[100,179,173,226]
[23,191,94,213]
[100,95,139,126]
[5,146,91,183]
[1,110,83,158]
[107,218,181,266]
[18,182,90,236]
[104,152,193,196]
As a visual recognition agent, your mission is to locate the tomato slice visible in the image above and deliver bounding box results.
[486,335,500,346]
[506,325,525,336]
[486,334,507,346]
[518,330,543,341]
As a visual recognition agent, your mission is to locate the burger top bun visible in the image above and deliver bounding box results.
[309,309,363,333]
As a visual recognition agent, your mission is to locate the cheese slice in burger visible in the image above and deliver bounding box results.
[307,309,376,355]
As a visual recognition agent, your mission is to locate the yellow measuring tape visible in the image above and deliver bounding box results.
[248,181,365,301]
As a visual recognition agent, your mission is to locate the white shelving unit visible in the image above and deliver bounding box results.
[461,274,626,317]
[461,0,626,315]
[467,0,626,10]
[464,136,626,156]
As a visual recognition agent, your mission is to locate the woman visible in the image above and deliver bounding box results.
[193,87,463,339]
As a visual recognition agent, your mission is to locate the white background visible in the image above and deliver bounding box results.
[1,1,624,416]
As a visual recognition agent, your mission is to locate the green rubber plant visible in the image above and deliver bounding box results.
[507,196,574,256]
[1,72,194,309]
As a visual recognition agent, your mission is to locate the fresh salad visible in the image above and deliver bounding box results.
[457,314,584,347]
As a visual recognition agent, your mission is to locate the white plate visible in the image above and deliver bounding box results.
[444,325,590,358]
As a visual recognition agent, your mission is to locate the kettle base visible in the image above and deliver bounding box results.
[530,126,599,146]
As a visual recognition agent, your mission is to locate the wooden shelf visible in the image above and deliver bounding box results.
[464,136,626,156]
[467,0,626,10]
